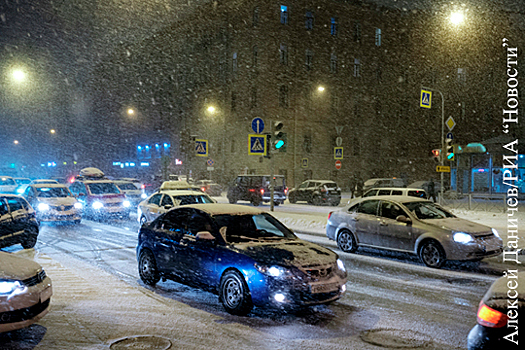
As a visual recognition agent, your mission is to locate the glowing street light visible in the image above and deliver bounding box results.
[50,129,56,134]
[127,108,135,116]
[207,106,216,114]
[13,140,19,145]
[317,86,325,92]
[450,11,465,26]
[11,69,27,83]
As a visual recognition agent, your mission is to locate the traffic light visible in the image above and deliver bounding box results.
[445,139,455,161]
[431,149,441,163]
[273,121,287,152]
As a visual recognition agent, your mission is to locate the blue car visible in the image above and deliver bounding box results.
[136,203,347,315]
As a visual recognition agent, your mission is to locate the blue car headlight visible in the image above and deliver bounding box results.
[37,203,50,211]
[453,232,474,244]
[255,264,292,278]
[0,280,27,297]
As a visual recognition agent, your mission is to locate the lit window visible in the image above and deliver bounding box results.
[375,28,382,46]
[280,5,288,24]
[457,68,467,83]
[331,17,338,36]
[354,58,361,77]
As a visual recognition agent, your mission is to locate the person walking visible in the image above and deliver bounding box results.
[428,178,437,202]
[349,175,357,198]
[355,176,364,198]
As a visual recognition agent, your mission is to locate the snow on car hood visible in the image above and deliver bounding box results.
[0,252,42,280]
[37,197,77,206]
[422,217,492,235]
[233,239,336,267]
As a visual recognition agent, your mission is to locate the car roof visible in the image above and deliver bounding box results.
[177,203,264,215]
[153,190,208,196]
[352,195,430,203]
[30,183,69,189]
[366,187,425,191]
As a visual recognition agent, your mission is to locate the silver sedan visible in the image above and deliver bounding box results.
[326,196,503,268]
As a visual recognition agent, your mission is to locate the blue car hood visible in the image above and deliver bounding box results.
[232,239,336,267]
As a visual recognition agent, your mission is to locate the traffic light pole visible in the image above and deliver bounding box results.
[423,86,445,204]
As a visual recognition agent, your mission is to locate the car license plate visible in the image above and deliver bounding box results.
[40,285,52,303]
[310,282,339,294]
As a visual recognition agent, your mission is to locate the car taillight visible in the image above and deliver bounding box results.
[260,189,264,195]
[141,184,145,189]
[249,189,256,192]
[328,212,333,220]
[284,187,288,195]
[477,301,508,328]
[201,187,206,192]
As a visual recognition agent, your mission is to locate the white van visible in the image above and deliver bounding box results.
[362,187,427,199]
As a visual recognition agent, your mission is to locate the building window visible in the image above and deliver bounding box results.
[305,11,314,30]
[331,94,339,114]
[280,44,288,65]
[331,17,338,36]
[375,28,382,46]
[231,91,237,111]
[252,46,258,67]
[280,5,288,24]
[354,21,361,42]
[330,53,337,73]
[250,88,257,109]
[457,68,467,83]
[253,7,259,27]
[353,58,361,77]
[279,85,289,108]
[232,52,238,74]
[305,49,313,70]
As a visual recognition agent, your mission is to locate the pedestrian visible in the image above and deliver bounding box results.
[349,175,357,198]
[355,176,364,198]
[428,178,437,202]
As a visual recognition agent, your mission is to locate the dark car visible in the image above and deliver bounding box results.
[0,194,40,249]
[195,180,222,196]
[467,271,524,349]
[137,204,347,315]
[326,196,503,268]
[227,175,287,206]
[288,180,341,206]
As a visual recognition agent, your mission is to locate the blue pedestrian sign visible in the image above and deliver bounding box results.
[420,90,432,109]
[195,139,208,157]
[248,134,267,156]
[251,117,265,134]
[334,147,343,160]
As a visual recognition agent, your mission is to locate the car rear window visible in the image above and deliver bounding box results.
[176,195,214,205]
[117,183,138,190]
[323,182,338,189]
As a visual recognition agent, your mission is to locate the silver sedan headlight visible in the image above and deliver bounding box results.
[453,232,474,244]
[491,228,501,239]
[74,202,83,209]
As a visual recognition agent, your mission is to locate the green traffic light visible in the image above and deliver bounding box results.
[447,153,454,160]
[275,140,285,149]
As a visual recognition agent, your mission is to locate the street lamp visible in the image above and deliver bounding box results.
[450,11,465,26]
[11,69,27,83]
[50,129,56,134]
[317,86,325,92]
[207,106,216,114]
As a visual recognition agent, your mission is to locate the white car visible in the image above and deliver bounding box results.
[113,180,145,206]
[137,189,215,225]
[0,176,18,194]
[0,251,53,333]
[21,183,82,224]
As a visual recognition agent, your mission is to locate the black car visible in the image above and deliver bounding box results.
[467,271,524,349]
[288,180,341,206]
[0,194,40,249]
[227,175,287,206]
[137,204,347,315]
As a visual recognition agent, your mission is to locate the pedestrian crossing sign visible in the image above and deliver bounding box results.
[248,134,267,156]
[334,147,343,160]
[420,90,432,109]
[195,139,208,157]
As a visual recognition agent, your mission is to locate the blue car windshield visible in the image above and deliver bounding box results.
[403,201,456,220]
[214,213,296,243]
